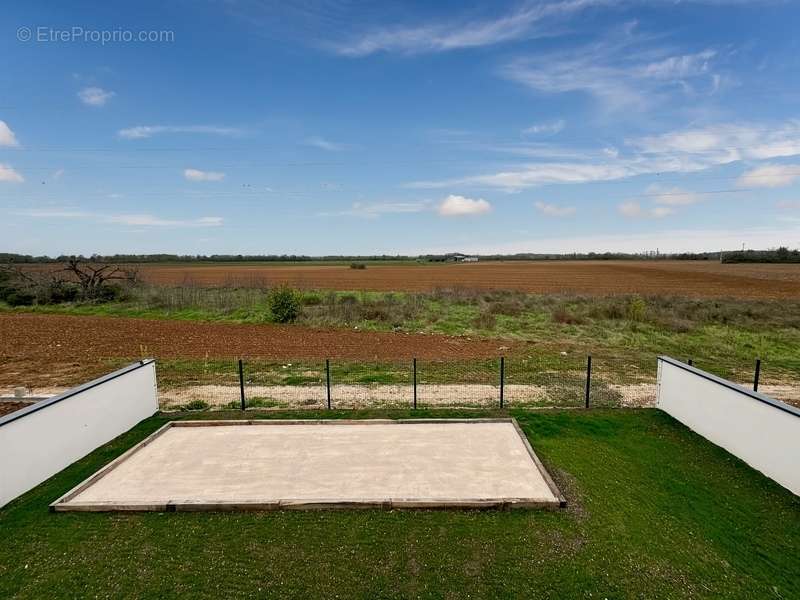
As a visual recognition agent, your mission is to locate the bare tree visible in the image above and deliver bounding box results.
[62,258,139,299]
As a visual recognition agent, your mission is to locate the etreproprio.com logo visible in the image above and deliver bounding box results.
[17,26,174,45]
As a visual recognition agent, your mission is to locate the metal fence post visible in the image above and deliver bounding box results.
[326,359,331,410]
[238,359,245,411]
[584,355,592,409]
[753,358,761,392]
[499,357,505,408]
[413,358,417,410]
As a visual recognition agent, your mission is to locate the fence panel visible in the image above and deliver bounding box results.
[153,353,798,413]
[157,359,240,410]
[243,360,327,410]
[504,355,586,408]
[416,359,499,408]
[325,360,412,409]
[589,355,658,408]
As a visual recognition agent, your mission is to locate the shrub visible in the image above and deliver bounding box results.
[552,306,584,325]
[42,282,81,304]
[87,283,127,303]
[338,293,358,305]
[487,298,525,317]
[626,296,647,322]
[3,289,36,306]
[350,262,367,270]
[268,286,300,323]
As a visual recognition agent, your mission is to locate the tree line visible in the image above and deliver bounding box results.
[1,249,798,264]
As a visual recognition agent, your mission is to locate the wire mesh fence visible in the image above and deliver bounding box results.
[504,355,587,408]
[153,353,799,412]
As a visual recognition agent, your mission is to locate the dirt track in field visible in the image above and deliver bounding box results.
[0,313,516,389]
[134,260,800,299]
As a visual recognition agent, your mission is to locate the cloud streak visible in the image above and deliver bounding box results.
[523,120,566,136]
[408,120,800,191]
[319,201,430,218]
[118,125,245,139]
[332,0,613,56]
[737,164,800,188]
[17,208,222,228]
[534,201,576,217]
[304,136,347,151]
[500,24,720,112]
[184,168,226,182]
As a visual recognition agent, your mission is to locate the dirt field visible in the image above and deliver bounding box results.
[0,401,33,418]
[132,261,800,299]
[0,313,514,389]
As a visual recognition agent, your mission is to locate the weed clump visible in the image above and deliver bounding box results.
[626,296,647,322]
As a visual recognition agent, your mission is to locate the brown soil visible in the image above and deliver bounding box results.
[129,260,800,299]
[0,401,33,417]
[0,313,515,389]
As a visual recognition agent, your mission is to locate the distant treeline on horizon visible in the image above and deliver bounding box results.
[2,248,798,264]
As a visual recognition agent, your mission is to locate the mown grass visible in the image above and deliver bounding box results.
[1,409,798,599]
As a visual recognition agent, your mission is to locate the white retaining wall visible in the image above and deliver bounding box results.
[657,356,800,496]
[0,360,158,508]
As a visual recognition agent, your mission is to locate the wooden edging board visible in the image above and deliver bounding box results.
[50,418,566,512]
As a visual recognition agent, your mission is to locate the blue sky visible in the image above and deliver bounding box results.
[3,0,800,256]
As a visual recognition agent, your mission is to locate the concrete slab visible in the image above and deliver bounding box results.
[52,419,564,511]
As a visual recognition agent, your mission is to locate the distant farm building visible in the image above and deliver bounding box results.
[449,253,479,263]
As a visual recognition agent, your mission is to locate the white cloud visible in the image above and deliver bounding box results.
[645,184,700,206]
[438,195,492,216]
[523,120,565,136]
[106,214,223,227]
[332,0,608,56]
[320,201,430,219]
[0,121,19,147]
[304,136,346,151]
[639,50,716,80]
[618,201,673,219]
[500,22,721,112]
[78,86,115,107]
[17,208,223,228]
[631,122,800,162]
[118,125,245,139]
[408,120,800,191]
[534,201,576,217]
[184,168,226,182]
[737,164,800,189]
[0,163,23,183]
[409,162,635,190]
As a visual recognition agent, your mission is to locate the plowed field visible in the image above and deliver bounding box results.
[134,260,800,299]
[0,313,515,389]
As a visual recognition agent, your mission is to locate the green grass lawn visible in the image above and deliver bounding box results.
[1,409,798,599]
